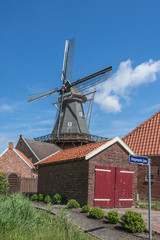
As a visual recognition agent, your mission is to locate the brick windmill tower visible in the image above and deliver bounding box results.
[28,38,112,149]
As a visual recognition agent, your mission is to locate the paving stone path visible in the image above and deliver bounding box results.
[33,202,160,240]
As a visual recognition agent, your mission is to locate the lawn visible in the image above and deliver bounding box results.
[0,193,96,240]
[136,199,160,210]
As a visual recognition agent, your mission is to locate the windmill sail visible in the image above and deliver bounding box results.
[61,38,75,82]
[65,38,75,81]
[28,88,59,103]
[69,65,112,91]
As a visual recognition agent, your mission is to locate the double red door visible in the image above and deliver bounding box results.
[94,166,134,208]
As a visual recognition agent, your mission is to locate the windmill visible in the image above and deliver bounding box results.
[28,38,112,148]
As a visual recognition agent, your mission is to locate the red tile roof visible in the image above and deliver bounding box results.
[37,139,109,166]
[15,149,35,169]
[123,110,160,156]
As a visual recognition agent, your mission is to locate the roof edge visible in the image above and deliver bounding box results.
[37,156,84,166]
[123,110,160,140]
[14,149,34,169]
[23,137,40,161]
[0,148,8,157]
[85,136,135,160]
[35,150,61,165]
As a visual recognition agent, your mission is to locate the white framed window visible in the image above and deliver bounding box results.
[79,112,83,117]
[145,174,155,182]
[68,122,72,127]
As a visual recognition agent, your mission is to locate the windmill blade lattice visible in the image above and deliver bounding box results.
[68,65,112,91]
[65,38,75,81]
[28,88,59,103]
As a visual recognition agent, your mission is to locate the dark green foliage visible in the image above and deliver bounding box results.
[53,193,63,204]
[31,194,38,201]
[38,194,44,201]
[0,172,9,194]
[120,210,146,233]
[82,205,90,213]
[89,207,105,219]
[44,195,51,203]
[66,199,80,209]
[107,210,119,224]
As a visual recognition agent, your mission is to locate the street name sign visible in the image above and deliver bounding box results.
[129,154,152,239]
[129,155,149,165]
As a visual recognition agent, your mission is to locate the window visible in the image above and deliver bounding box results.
[79,112,83,117]
[145,174,155,182]
[68,122,72,127]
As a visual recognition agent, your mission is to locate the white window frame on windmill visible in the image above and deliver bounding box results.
[79,112,83,117]
[68,122,72,127]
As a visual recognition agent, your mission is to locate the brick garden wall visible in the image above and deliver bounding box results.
[138,156,160,199]
[88,143,138,207]
[38,159,89,206]
[0,148,33,178]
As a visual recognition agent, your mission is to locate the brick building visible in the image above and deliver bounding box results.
[123,110,160,200]
[0,142,37,179]
[16,134,61,164]
[37,137,138,208]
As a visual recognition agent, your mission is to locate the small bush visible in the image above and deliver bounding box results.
[120,210,146,233]
[66,199,80,209]
[0,172,9,194]
[107,210,119,224]
[44,195,51,203]
[53,193,63,204]
[82,205,90,213]
[38,194,44,201]
[89,207,105,219]
[31,194,38,201]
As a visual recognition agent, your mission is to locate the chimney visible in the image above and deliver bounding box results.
[8,142,14,149]
[20,134,23,139]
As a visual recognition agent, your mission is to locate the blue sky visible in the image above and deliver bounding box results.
[0,0,160,153]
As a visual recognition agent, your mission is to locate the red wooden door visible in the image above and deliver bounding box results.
[94,166,134,208]
[94,166,115,208]
[115,168,134,208]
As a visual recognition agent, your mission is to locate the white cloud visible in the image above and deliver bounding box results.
[95,59,160,113]
[0,104,12,112]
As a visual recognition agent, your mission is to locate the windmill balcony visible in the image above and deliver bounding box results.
[34,133,107,143]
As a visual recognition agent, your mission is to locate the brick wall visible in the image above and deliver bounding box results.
[0,148,33,178]
[16,137,38,164]
[138,156,160,199]
[88,143,138,207]
[38,159,89,206]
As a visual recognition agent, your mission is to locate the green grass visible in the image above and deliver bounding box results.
[0,193,96,240]
[136,199,160,210]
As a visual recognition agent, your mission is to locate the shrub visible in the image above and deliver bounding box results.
[31,194,38,201]
[53,193,63,204]
[66,199,80,209]
[82,205,90,213]
[0,172,9,195]
[89,207,105,219]
[38,194,44,201]
[44,195,51,203]
[120,210,146,233]
[107,210,119,224]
